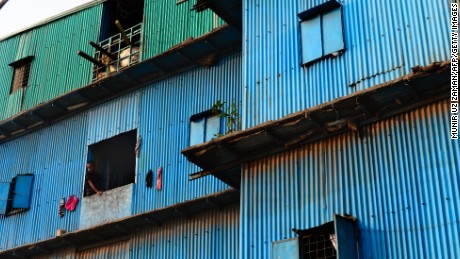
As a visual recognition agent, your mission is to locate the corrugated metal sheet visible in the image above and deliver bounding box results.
[86,92,140,145]
[0,114,88,250]
[131,203,239,259]
[134,52,242,214]
[76,240,130,259]
[241,99,460,259]
[142,0,224,58]
[30,204,239,258]
[0,5,103,121]
[242,0,450,128]
[0,52,241,250]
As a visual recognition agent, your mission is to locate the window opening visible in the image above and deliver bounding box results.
[293,214,358,259]
[92,0,144,81]
[86,130,137,196]
[9,56,33,94]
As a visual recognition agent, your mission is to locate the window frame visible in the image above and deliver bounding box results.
[0,174,35,216]
[85,129,138,195]
[9,56,34,94]
[298,0,345,66]
[189,109,222,146]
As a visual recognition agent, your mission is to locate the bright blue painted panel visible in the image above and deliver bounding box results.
[205,115,221,141]
[271,237,299,259]
[322,8,344,55]
[190,117,205,146]
[301,16,322,64]
[11,174,34,209]
[334,214,358,259]
[0,182,11,214]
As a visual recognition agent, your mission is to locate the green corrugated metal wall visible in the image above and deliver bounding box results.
[0,1,223,121]
[142,0,224,58]
[0,5,103,121]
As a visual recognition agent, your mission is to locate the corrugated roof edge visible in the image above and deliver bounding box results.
[0,0,106,42]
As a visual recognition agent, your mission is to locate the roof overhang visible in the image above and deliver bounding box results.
[0,24,242,144]
[181,61,451,186]
[0,188,239,258]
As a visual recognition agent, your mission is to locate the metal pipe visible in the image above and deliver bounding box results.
[115,20,131,46]
[89,41,117,60]
[77,50,106,67]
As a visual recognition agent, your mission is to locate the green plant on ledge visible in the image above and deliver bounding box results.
[211,99,241,137]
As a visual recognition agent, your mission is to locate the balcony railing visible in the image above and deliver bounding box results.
[92,23,142,82]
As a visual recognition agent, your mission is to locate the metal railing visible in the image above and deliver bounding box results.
[92,23,142,82]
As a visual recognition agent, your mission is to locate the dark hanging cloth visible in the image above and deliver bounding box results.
[58,197,65,218]
[146,169,153,188]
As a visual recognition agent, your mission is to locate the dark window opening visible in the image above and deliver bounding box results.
[86,130,137,195]
[99,0,144,41]
[9,56,33,95]
[93,0,144,81]
[292,214,359,259]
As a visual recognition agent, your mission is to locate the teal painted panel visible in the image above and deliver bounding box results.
[271,238,300,259]
[334,214,358,259]
[322,8,344,55]
[142,0,224,58]
[0,5,103,121]
[300,16,322,64]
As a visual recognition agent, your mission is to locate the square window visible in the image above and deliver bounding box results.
[272,214,358,259]
[298,0,344,65]
[86,130,137,196]
[190,110,222,146]
[0,174,34,216]
[9,56,33,94]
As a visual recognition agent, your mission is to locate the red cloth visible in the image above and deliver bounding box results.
[65,195,79,211]
[156,166,162,190]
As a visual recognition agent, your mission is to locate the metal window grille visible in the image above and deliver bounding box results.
[301,234,337,259]
[92,23,142,82]
[10,61,31,94]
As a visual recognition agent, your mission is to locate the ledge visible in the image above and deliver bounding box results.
[182,61,451,185]
[0,188,239,257]
[0,24,242,144]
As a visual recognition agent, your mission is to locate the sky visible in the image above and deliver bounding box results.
[0,0,93,38]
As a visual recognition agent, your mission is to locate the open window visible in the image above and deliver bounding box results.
[190,110,222,146]
[0,174,35,216]
[298,0,345,66]
[272,214,358,259]
[92,0,144,81]
[86,130,137,194]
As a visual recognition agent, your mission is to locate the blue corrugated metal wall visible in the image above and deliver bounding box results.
[131,203,239,259]
[30,204,239,259]
[242,0,450,128]
[240,100,460,259]
[0,114,88,250]
[134,53,242,214]
[0,53,242,250]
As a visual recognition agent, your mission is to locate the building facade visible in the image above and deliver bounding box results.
[0,0,458,258]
